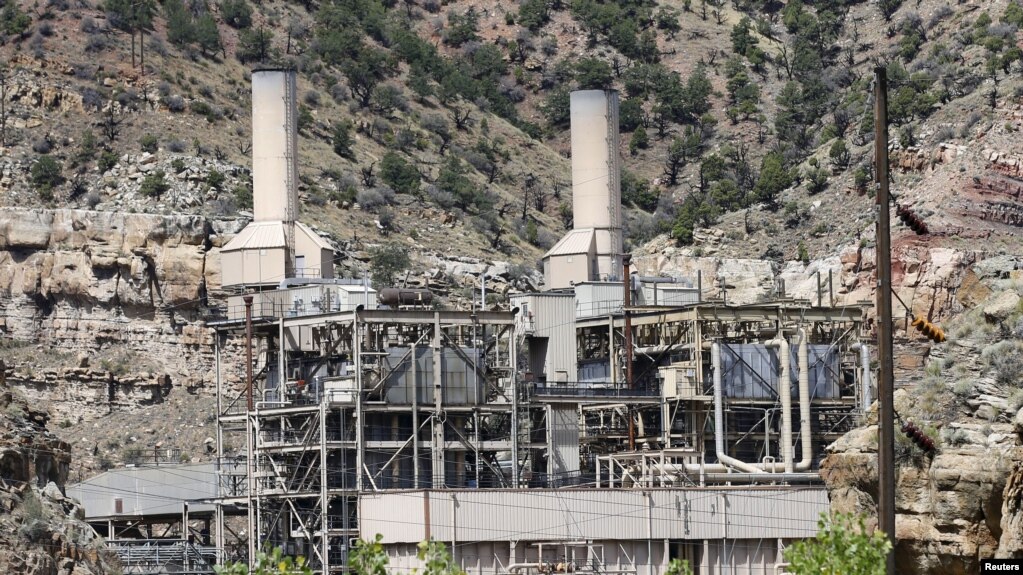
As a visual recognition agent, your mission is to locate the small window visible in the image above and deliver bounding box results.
[114,498,123,514]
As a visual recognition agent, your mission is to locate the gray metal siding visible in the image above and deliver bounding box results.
[550,406,580,475]
[575,283,623,319]
[67,463,218,519]
[382,347,483,405]
[718,344,841,399]
[513,294,577,381]
[360,488,827,544]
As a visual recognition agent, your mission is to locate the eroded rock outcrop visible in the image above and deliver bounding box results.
[0,382,120,575]
[0,208,232,395]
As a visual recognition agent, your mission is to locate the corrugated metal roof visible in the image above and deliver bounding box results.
[295,221,334,250]
[222,221,286,251]
[67,463,219,519]
[544,228,596,258]
[222,221,334,252]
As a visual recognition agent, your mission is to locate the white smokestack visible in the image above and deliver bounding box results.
[251,69,299,224]
[541,90,625,289]
[570,90,621,233]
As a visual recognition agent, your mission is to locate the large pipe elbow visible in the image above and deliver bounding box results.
[712,342,760,474]
[765,336,793,473]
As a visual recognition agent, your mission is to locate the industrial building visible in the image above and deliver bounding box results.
[72,76,873,575]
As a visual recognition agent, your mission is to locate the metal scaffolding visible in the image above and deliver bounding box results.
[211,296,869,575]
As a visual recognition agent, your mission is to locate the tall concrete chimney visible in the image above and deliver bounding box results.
[542,90,623,290]
[219,69,334,289]
[251,69,299,226]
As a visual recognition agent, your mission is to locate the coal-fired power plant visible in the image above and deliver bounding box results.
[221,69,334,289]
[543,89,623,289]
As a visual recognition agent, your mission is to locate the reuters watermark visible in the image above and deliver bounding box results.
[983,560,1023,572]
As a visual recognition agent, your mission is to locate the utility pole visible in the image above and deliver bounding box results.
[873,66,896,575]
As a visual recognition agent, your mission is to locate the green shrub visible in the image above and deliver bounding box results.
[379,152,421,196]
[369,243,411,290]
[98,150,119,173]
[31,156,64,200]
[233,185,253,210]
[206,170,226,191]
[784,513,891,575]
[332,121,355,159]
[140,170,170,199]
[1,2,31,37]
[77,130,97,162]
[629,127,649,155]
[140,134,159,153]
[220,0,252,29]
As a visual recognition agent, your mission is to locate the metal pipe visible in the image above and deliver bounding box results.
[853,342,873,411]
[277,277,370,289]
[795,328,813,471]
[244,295,254,412]
[623,254,635,450]
[711,342,760,473]
[764,335,792,473]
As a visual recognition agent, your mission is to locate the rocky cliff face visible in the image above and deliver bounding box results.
[0,377,120,575]
[816,249,1023,573]
[0,208,228,386]
[0,207,238,473]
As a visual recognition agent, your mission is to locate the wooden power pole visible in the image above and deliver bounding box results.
[873,66,897,575]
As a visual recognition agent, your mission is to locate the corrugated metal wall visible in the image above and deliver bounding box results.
[360,488,827,544]
[575,283,623,319]
[719,344,840,399]
[382,347,483,405]
[376,536,790,575]
[550,405,580,475]
[67,463,219,518]
[514,294,577,381]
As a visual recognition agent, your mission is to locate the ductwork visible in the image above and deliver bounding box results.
[707,336,817,478]
[765,335,793,473]
[852,342,873,411]
[711,342,761,473]
[277,277,369,289]
[795,328,813,470]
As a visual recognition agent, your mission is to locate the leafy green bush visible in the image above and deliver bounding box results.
[140,170,170,200]
[220,0,252,29]
[206,170,226,191]
[140,134,159,153]
[31,156,64,200]
[332,121,355,159]
[98,150,119,173]
[369,244,411,290]
[784,513,891,575]
[629,126,649,155]
[829,139,850,170]
[1,2,32,37]
[379,152,420,196]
